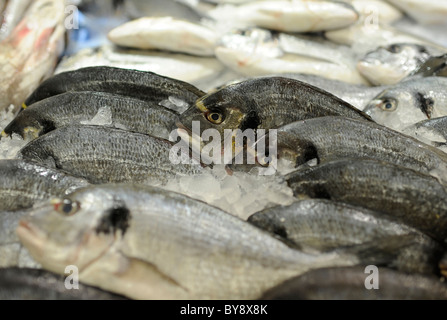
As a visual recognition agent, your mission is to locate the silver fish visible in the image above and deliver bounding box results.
[215,28,368,85]
[273,116,447,178]
[0,0,66,113]
[208,0,359,33]
[54,46,225,92]
[248,199,443,274]
[2,91,180,140]
[286,158,447,242]
[357,43,440,86]
[17,125,203,184]
[26,66,206,111]
[16,183,360,300]
[108,17,218,56]
[364,77,447,131]
[0,159,89,212]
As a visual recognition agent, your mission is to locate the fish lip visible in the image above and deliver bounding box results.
[16,219,44,256]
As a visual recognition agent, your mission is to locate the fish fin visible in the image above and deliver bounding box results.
[338,235,418,266]
[415,93,435,119]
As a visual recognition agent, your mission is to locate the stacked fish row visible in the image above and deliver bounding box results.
[1,0,447,300]
[0,65,447,299]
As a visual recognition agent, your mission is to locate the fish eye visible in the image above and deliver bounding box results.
[379,99,397,112]
[388,44,401,53]
[53,199,80,216]
[206,112,224,124]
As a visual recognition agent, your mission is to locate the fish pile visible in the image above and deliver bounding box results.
[1,0,447,300]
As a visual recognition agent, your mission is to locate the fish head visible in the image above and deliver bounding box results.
[364,88,430,130]
[16,187,130,275]
[178,84,259,156]
[2,111,47,139]
[276,131,319,167]
[357,44,431,86]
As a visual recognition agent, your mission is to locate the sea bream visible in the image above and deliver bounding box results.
[53,46,225,92]
[261,266,447,300]
[248,199,443,274]
[215,28,369,85]
[208,0,359,33]
[16,184,360,300]
[357,43,440,86]
[178,77,371,153]
[24,66,206,111]
[364,77,447,131]
[17,125,204,185]
[286,158,447,242]
[325,23,447,56]
[0,159,89,212]
[0,0,66,113]
[108,17,218,56]
[2,91,180,140]
[271,116,447,177]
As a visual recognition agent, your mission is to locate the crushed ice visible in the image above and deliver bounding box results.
[162,164,296,220]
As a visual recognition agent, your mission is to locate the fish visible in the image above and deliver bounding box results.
[325,23,447,56]
[406,116,447,146]
[363,77,447,131]
[268,73,385,110]
[0,0,31,41]
[261,266,447,300]
[411,54,447,78]
[248,199,443,274]
[24,66,206,110]
[215,28,369,85]
[2,91,180,140]
[286,158,447,242]
[54,46,225,92]
[208,0,359,33]
[16,183,360,300]
[178,77,372,152]
[0,159,90,212]
[17,125,204,184]
[272,116,447,177]
[357,43,439,86]
[0,0,66,113]
[108,17,218,56]
[0,267,127,300]
[385,0,447,25]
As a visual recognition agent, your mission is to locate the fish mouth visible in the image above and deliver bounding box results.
[16,219,45,258]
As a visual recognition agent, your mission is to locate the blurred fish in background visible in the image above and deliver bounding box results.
[0,0,66,114]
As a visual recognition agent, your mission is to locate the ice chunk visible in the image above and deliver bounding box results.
[80,106,113,126]
[159,96,190,113]
[0,133,28,160]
